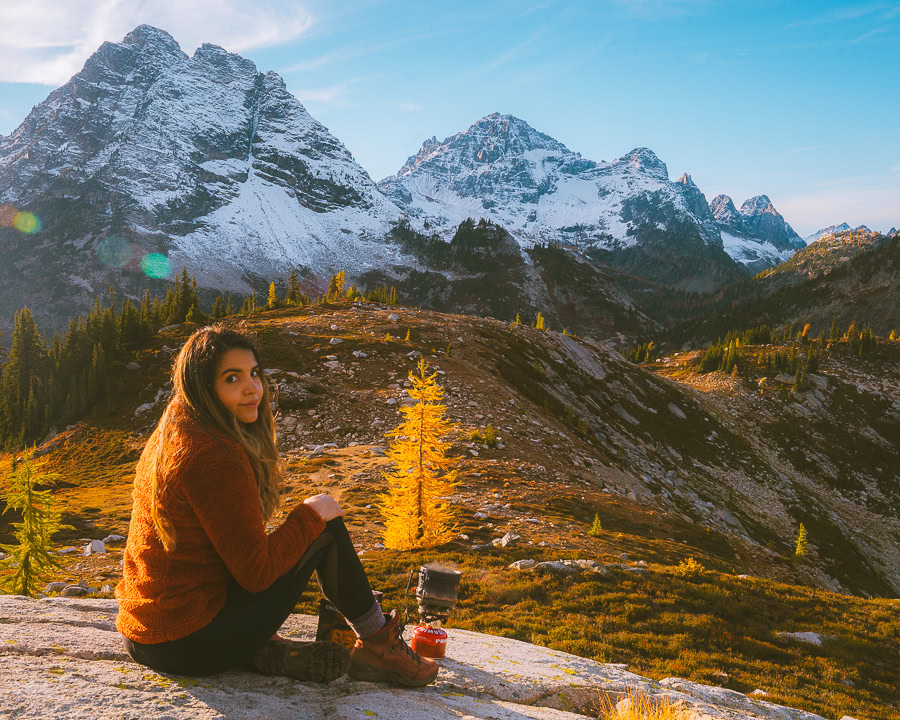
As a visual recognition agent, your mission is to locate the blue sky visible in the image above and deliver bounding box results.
[1,0,898,236]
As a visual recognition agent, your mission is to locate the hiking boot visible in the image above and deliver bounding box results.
[249,636,350,683]
[348,609,439,687]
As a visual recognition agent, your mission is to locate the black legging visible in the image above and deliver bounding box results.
[123,518,374,676]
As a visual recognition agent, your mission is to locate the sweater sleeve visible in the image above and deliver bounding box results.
[179,439,326,593]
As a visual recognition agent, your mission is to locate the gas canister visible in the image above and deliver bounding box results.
[410,624,448,659]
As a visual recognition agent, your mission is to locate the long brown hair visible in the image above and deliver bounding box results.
[146,324,280,551]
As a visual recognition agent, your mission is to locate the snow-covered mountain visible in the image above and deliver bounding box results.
[378,113,723,252]
[709,194,805,272]
[803,223,872,244]
[0,24,401,327]
[377,113,807,284]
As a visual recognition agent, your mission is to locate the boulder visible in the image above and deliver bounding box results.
[101,535,125,544]
[508,559,536,570]
[82,540,106,557]
[532,561,580,577]
[0,596,828,720]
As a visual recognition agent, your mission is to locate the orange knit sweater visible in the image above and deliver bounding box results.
[115,412,325,644]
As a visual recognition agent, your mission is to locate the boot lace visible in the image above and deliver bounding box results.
[391,621,422,665]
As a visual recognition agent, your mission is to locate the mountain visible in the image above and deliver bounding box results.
[0,25,401,331]
[709,194,805,272]
[378,113,723,247]
[377,114,812,289]
[803,223,873,245]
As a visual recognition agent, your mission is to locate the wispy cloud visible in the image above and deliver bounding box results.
[0,0,317,86]
[891,163,900,175]
[792,145,823,153]
[783,3,886,29]
[851,24,894,43]
[292,75,379,107]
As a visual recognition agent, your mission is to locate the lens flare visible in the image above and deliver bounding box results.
[12,211,41,234]
[141,253,172,279]
[97,235,133,268]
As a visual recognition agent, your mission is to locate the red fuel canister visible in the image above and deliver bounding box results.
[410,624,448,659]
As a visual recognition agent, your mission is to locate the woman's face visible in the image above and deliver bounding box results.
[213,348,263,424]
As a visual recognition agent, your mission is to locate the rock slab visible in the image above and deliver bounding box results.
[0,597,827,720]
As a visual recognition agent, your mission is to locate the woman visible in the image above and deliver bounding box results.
[115,324,438,687]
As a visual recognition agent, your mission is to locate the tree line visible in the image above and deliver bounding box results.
[0,268,400,450]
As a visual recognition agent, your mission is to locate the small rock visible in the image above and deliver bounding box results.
[57,547,78,555]
[44,582,68,594]
[387,314,399,322]
[352,350,369,359]
[157,324,180,333]
[330,324,340,331]
[474,512,488,520]
[750,689,768,697]
[101,534,125,544]
[533,561,579,576]
[329,338,343,345]
[126,362,141,370]
[373,543,385,550]
[82,540,106,556]
[134,403,154,416]
[499,532,520,548]
[386,398,398,405]
[61,585,89,597]
[508,559,536,570]
[101,584,114,593]
[777,631,827,646]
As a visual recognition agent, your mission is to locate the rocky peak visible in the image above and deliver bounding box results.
[676,173,698,188]
[121,24,183,55]
[740,195,776,217]
[615,147,668,180]
[709,195,740,224]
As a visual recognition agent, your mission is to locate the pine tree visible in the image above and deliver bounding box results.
[515,313,521,326]
[0,450,74,596]
[287,268,301,305]
[829,316,839,342]
[794,523,808,557]
[267,282,278,310]
[404,329,410,342]
[379,357,458,549]
[1,308,48,447]
[588,513,603,537]
[535,311,545,330]
[890,329,898,341]
[388,286,398,305]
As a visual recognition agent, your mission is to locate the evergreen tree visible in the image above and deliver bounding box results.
[267,282,278,310]
[225,294,234,316]
[588,513,603,537]
[794,523,808,557]
[287,268,303,305]
[535,311,545,330]
[379,357,459,549]
[0,451,74,597]
[1,308,48,447]
[829,316,839,342]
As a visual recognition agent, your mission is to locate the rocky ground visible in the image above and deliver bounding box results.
[0,596,846,720]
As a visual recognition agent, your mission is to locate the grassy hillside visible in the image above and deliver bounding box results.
[1,301,898,719]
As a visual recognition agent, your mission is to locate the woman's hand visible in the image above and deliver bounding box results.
[303,493,346,522]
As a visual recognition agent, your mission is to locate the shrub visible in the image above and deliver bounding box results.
[595,687,692,720]
[675,556,707,579]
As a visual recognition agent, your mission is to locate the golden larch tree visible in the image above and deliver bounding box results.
[380,357,458,549]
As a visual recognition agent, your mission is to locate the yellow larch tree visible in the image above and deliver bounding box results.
[379,357,458,549]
